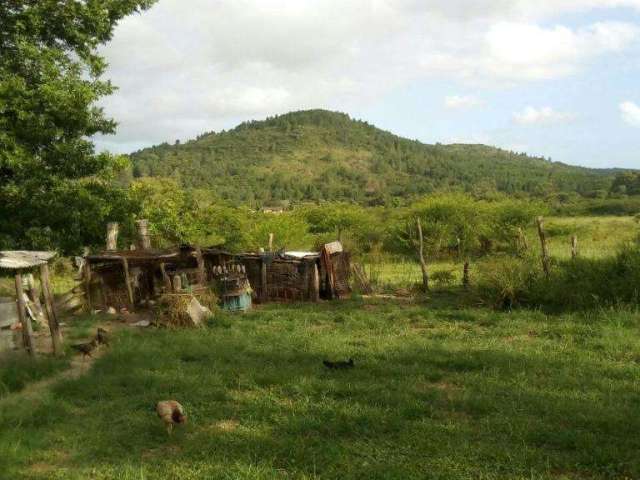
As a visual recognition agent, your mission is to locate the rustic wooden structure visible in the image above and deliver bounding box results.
[0,251,61,356]
[239,242,351,303]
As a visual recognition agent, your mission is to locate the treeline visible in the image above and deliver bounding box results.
[129,110,622,206]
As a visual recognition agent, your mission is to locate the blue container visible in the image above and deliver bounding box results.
[222,293,252,313]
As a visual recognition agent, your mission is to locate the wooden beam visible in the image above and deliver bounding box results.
[260,258,268,302]
[84,260,92,312]
[121,258,135,309]
[160,263,172,292]
[195,247,206,286]
[106,222,119,251]
[40,263,62,356]
[309,262,320,302]
[15,271,35,357]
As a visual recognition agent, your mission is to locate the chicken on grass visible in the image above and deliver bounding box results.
[156,400,187,435]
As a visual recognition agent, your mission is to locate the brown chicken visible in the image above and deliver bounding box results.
[156,400,187,435]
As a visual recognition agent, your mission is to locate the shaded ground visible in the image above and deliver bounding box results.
[1,298,640,479]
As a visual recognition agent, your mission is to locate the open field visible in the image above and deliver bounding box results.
[1,298,640,479]
[363,216,639,290]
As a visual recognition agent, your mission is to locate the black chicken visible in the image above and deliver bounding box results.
[323,358,355,370]
[71,339,98,359]
[96,328,109,346]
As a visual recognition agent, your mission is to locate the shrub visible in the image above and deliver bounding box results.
[476,245,640,311]
[476,254,541,309]
[431,270,456,287]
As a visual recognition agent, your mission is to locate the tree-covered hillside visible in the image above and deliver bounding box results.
[130,109,618,206]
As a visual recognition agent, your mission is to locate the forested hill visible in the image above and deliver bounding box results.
[129,109,618,206]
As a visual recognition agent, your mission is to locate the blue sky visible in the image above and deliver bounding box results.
[97,1,640,170]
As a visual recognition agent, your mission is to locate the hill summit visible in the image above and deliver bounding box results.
[130,109,614,205]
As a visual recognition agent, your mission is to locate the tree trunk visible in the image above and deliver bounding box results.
[416,218,429,292]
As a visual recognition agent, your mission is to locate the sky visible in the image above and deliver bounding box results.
[96,0,640,169]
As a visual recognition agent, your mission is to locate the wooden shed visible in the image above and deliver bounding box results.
[239,242,351,303]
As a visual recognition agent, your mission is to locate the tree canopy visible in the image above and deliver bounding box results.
[0,0,156,253]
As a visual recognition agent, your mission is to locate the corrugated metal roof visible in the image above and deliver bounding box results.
[0,251,57,270]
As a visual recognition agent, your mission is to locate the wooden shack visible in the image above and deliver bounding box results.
[239,242,351,303]
[0,251,62,356]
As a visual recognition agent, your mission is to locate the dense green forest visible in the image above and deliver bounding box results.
[130,109,626,206]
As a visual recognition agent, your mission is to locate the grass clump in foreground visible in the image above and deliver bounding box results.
[0,354,69,398]
[1,299,640,479]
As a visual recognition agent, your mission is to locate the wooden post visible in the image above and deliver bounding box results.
[160,263,172,292]
[463,260,470,289]
[84,260,93,312]
[121,258,135,309]
[173,274,182,292]
[416,218,429,292]
[135,219,151,250]
[571,235,578,259]
[106,222,119,251]
[517,227,528,253]
[260,258,268,302]
[15,271,35,357]
[195,248,206,285]
[268,233,274,252]
[309,262,320,302]
[536,216,550,277]
[40,263,62,356]
[25,273,45,325]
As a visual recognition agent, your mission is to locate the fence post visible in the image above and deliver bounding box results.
[416,218,429,292]
[571,235,578,259]
[463,260,470,289]
[536,216,550,277]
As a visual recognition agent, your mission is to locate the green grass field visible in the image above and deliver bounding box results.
[2,299,640,479]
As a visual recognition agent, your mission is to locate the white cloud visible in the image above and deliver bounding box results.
[444,95,484,109]
[620,101,640,127]
[513,106,575,125]
[95,0,640,150]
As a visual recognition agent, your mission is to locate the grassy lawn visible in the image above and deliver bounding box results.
[1,299,640,479]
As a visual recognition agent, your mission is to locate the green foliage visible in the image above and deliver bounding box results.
[129,178,250,250]
[246,212,314,252]
[0,0,156,254]
[130,110,620,207]
[476,244,640,311]
[476,254,542,309]
[430,269,456,287]
[386,194,539,258]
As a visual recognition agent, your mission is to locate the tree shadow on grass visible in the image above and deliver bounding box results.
[1,313,640,479]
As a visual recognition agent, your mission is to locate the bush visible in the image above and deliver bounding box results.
[476,254,542,309]
[431,270,456,287]
[476,245,640,311]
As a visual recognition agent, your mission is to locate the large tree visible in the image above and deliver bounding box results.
[0,0,156,253]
